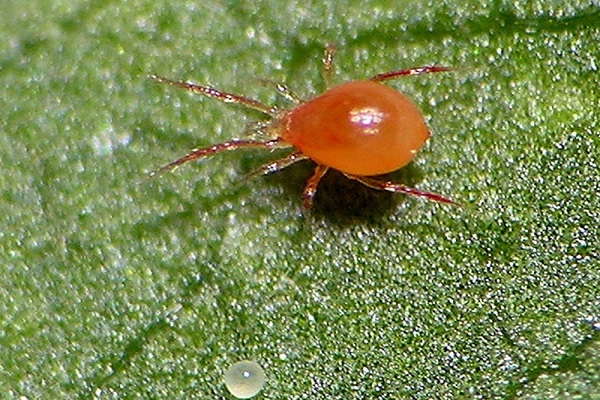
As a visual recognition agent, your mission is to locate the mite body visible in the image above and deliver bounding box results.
[151,45,456,208]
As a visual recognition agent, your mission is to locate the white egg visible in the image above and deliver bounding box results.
[224,360,265,399]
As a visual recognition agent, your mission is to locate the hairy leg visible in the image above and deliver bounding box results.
[255,78,303,104]
[150,139,288,177]
[302,165,329,209]
[370,66,452,82]
[249,151,308,177]
[150,75,275,115]
[345,174,459,206]
[322,44,335,88]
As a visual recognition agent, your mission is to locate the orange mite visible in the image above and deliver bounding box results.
[150,45,457,208]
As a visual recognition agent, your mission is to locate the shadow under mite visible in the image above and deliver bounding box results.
[255,156,429,223]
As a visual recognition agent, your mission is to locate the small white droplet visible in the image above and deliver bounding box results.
[224,360,265,399]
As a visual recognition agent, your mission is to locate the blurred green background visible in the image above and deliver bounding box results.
[1,1,599,398]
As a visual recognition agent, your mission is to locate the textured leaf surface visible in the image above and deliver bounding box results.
[1,1,599,398]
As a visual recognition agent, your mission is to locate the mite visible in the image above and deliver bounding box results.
[150,45,457,208]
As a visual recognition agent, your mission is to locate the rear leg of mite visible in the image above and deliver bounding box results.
[344,174,459,206]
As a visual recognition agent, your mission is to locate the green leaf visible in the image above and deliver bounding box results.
[1,1,598,398]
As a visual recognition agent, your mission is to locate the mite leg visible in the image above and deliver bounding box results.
[370,66,452,82]
[345,174,459,206]
[322,44,335,88]
[150,138,288,177]
[302,165,329,209]
[255,78,303,104]
[149,75,275,116]
[248,151,308,177]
